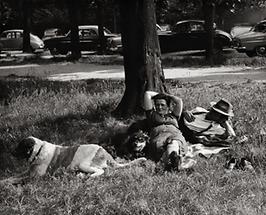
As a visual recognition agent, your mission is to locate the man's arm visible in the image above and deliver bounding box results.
[143,91,158,111]
[223,120,236,137]
[166,93,183,119]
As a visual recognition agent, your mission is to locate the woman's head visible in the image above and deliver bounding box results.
[152,94,171,115]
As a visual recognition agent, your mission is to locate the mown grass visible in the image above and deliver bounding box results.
[0,78,266,215]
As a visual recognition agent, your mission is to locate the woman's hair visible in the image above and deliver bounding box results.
[152,93,171,106]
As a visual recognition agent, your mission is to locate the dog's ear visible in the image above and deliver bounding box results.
[12,137,35,159]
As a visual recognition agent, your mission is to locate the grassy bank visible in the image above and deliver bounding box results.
[0,78,266,215]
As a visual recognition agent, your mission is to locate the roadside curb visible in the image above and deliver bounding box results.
[0,52,38,65]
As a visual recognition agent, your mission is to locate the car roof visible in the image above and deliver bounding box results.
[78,25,99,30]
[2,29,24,33]
[175,20,204,25]
[44,28,60,32]
[257,20,266,25]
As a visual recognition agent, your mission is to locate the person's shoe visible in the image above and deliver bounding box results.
[238,158,255,172]
[225,158,237,172]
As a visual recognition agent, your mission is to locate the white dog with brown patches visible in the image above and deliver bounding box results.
[0,136,146,184]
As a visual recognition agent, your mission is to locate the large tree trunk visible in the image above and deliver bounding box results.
[203,0,215,65]
[22,0,32,53]
[113,0,166,117]
[96,0,106,54]
[67,0,81,60]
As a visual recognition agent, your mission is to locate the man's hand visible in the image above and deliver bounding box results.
[183,111,195,122]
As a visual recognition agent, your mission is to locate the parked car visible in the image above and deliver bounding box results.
[159,20,232,53]
[233,20,266,57]
[44,25,121,55]
[0,29,44,52]
[107,24,165,53]
[108,20,232,54]
[42,28,64,41]
[230,23,253,38]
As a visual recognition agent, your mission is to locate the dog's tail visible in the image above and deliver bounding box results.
[0,175,29,185]
[110,157,147,168]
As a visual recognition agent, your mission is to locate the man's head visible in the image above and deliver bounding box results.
[12,137,35,160]
[152,94,171,115]
[207,99,234,123]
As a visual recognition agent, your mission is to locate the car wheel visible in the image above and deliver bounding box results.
[255,46,266,57]
[246,51,256,57]
[58,49,68,55]
[213,40,223,55]
[107,40,118,53]
[30,46,36,53]
[49,48,59,56]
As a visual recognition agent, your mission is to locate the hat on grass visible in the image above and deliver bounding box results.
[210,98,234,117]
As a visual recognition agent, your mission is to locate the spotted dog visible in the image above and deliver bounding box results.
[0,136,146,184]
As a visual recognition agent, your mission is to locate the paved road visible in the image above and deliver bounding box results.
[0,61,265,82]
[0,50,265,82]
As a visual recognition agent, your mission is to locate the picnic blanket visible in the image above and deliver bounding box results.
[179,143,229,169]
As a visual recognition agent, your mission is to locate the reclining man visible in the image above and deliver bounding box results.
[178,98,236,146]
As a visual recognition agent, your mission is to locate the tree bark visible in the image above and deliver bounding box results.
[96,0,106,54]
[203,0,215,65]
[67,0,81,60]
[113,0,166,117]
[22,0,32,53]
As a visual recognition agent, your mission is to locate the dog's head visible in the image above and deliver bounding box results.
[128,130,149,153]
[12,137,36,160]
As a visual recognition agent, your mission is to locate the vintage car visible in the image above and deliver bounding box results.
[0,29,44,52]
[107,24,164,53]
[233,20,266,57]
[230,23,253,38]
[159,20,232,53]
[44,25,121,55]
[108,20,232,54]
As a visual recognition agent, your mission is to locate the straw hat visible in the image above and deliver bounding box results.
[210,99,234,117]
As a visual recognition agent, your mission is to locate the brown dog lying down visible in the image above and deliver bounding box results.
[0,136,146,184]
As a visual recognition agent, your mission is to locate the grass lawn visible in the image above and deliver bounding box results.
[0,76,265,215]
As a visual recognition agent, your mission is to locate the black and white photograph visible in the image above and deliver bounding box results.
[0,0,266,214]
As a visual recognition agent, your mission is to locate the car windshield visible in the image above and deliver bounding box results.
[66,27,112,37]
[103,27,112,34]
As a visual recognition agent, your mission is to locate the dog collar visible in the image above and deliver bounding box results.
[29,145,43,165]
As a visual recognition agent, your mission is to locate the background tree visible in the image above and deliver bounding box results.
[113,0,166,117]
[96,0,106,54]
[22,0,32,53]
[0,1,12,33]
[203,0,215,65]
[67,0,81,60]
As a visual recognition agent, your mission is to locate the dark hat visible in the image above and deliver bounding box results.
[210,99,234,117]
